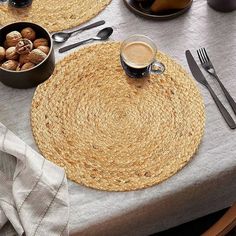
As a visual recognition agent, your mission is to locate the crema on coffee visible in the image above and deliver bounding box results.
[122,41,155,68]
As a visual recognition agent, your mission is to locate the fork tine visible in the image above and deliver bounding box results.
[203,48,210,62]
[197,50,203,64]
[199,48,206,63]
[201,48,208,63]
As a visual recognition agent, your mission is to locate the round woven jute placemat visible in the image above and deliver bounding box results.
[0,0,111,32]
[31,42,205,192]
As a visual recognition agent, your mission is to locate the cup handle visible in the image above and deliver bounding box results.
[150,60,165,75]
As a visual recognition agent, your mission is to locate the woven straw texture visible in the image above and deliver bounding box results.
[31,42,205,192]
[0,0,111,32]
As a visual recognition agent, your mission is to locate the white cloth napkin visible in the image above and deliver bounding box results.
[0,122,69,236]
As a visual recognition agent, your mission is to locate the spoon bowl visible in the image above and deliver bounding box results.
[96,27,113,40]
[52,32,71,43]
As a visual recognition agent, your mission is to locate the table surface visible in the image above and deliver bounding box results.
[0,0,236,235]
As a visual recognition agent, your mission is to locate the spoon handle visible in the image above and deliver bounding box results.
[59,38,93,53]
[70,20,105,35]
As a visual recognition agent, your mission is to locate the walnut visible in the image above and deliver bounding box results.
[15,38,33,55]
[21,62,35,71]
[3,40,9,49]
[1,60,18,71]
[37,46,50,55]
[21,27,36,41]
[19,53,30,65]
[29,49,47,64]
[0,47,6,61]
[33,38,48,48]
[6,31,22,47]
[16,64,21,71]
[6,47,19,60]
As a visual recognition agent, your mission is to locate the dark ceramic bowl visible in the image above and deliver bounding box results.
[0,22,55,89]
[123,0,193,20]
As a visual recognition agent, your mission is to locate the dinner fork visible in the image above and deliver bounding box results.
[197,48,236,115]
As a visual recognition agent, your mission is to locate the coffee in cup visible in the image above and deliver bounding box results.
[120,35,165,78]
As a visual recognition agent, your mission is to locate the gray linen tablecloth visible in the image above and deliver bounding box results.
[0,0,236,235]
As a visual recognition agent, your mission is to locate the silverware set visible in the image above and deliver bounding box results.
[58,27,113,53]
[52,20,106,43]
[51,20,113,53]
[186,49,236,129]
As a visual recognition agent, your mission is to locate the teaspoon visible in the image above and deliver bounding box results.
[52,20,105,43]
[59,27,113,53]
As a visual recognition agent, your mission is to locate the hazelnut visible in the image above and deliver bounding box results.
[1,60,18,71]
[37,45,50,55]
[6,47,19,60]
[21,62,35,71]
[0,46,6,61]
[29,49,47,64]
[33,38,48,48]
[15,38,33,55]
[19,53,30,65]
[6,31,22,47]
[21,27,36,41]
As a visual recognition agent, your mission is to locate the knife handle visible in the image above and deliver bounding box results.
[206,84,236,129]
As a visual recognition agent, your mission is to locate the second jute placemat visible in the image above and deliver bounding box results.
[31,42,205,192]
[0,0,111,32]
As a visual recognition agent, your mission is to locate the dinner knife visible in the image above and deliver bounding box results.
[185,50,236,129]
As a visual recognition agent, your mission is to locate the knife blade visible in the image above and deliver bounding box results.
[185,50,236,129]
[186,50,208,86]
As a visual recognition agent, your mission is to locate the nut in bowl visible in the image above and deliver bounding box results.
[0,22,55,89]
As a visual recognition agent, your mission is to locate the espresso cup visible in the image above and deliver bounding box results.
[120,35,165,79]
